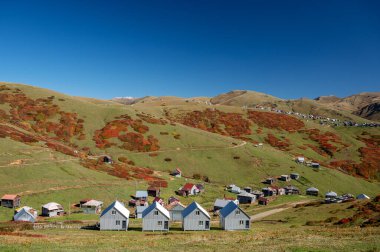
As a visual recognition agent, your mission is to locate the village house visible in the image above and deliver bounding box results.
[306,187,319,196]
[100,201,130,231]
[295,157,305,164]
[13,206,37,223]
[213,198,239,212]
[79,198,92,207]
[237,191,256,204]
[284,185,300,195]
[177,183,199,196]
[195,184,205,193]
[262,187,277,197]
[280,175,291,182]
[258,197,269,205]
[252,190,264,199]
[135,205,148,219]
[325,191,338,203]
[325,191,338,199]
[265,178,275,185]
[147,187,160,197]
[357,194,370,200]
[81,199,103,214]
[219,201,250,230]
[272,186,286,195]
[182,202,211,231]
[42,202,64,217]
[243,187,252,193]
[170,168,182,177]
[1,194,21,208]
[166,201,186,221]
[228,185,241,194]
[142,201,170,231]
[311,162,320,169]
[290,173,300,180]
[101,155,113,164]
[135,191,148,201]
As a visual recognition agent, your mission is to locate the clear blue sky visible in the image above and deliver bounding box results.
[0,0,379,99]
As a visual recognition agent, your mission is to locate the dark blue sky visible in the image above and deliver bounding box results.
[0,0,379,99]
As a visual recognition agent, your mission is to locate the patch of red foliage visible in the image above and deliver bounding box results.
[93,114,160,152]
[265,133,290,150]
[247,110,304,132]
[175,109,251,137]
[336,199,380,227]
[329,134,380,180]
[80,159,167,187]
[136,113,167,125]
[0,124,39,143]
[300,129,345,157]
[0,86,85,142]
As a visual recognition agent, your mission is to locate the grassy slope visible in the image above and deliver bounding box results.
[0,83,379,251]
[0,83,378,195]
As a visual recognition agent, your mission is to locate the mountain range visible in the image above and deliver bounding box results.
[112,90,380,122]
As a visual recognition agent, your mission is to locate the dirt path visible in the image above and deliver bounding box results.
[250,200,311,222]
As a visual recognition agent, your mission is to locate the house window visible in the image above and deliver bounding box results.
[154,210,159,216]
[236,210,240,215]
[239,220,244,225]
[198,221,204,226]
[116,220,120,225]
[111,210,116,215]
[158,221,162,226]
[195,210,200,215]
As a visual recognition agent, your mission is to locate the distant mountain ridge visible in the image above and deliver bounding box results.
[112,90,380,121]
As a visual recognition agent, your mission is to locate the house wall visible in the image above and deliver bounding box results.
[142,208,169,231]
[237,196,255,204]
[170,205,185,221]
[1,198,20,208]
[100,207,129,231]
[182,209,210,231]
[42,208,62,217]
[82,206,99,214]
[220,210,250,230]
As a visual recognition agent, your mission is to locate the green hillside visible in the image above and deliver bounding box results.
[0,82,379,223]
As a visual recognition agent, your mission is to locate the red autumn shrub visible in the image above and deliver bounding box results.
[265,133,290,150]
[247,111,304,132]
[175,109,251,137]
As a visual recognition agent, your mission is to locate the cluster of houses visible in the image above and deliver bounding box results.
[0,195,104,223]
[225,174,303,206]
[295,157,320,168]
[99,200,250,231]
[324,192,370,204]
[252,106,379,128]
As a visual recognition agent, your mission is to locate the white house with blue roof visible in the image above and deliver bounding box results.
[142,201,170,231]
[219,201,250,230]
[100,201,130,231]
[182,202,210,231]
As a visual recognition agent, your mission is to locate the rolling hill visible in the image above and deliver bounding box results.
[0,82,379,223]
[0,81,378,251]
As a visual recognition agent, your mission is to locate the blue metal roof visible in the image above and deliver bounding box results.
[219,201,249,219]
[142,201,170,219]
[182,202,210,219]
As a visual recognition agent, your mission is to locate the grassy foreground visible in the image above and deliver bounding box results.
[0,223,378,251]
